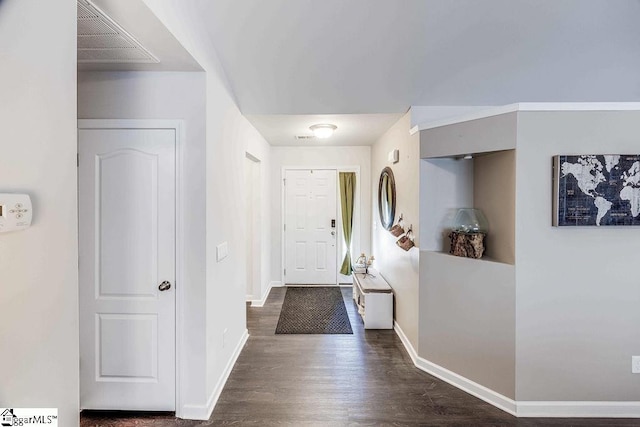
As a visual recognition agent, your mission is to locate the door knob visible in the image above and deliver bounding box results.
[331,231,336,236]
[159,281,172,291]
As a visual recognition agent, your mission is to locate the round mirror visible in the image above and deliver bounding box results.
[378,167,396,230]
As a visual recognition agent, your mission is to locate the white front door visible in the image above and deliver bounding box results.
[79,127,176,410]
[284,169,337,285]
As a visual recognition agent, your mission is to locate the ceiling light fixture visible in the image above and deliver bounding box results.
[309,124,337,139]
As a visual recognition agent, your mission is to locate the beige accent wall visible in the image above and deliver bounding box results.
[419,108,640,403]
[371,112,420,348]
[516,111,640,401]
[418,115,517,399]
[420,252,516,398]
[474,150,516,265]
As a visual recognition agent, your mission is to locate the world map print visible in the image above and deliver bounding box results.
[554,155,640,226]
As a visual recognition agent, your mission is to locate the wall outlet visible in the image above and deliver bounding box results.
[632,356,640,374]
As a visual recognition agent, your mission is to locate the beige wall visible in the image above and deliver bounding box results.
[474,150,516,265]
[516,111,640,401]
[0,0,79,424]
[418,108,640,403]
[418,114,517,399]
[420,252,516,398]
[371,112,420,348]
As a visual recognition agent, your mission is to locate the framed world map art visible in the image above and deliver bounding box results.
[553,155,640,226]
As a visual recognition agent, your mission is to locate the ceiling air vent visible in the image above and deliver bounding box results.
[295,135,316,140]
[77,0,159,64]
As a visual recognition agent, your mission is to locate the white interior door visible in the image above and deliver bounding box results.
[79,127,176,410]
[284,169,337,284]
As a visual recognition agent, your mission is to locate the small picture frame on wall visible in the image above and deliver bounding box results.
[552,154,640,226]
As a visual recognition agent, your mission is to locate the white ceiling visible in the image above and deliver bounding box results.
[246,113,404,146]
[78,0,201,72]
[193,0,640,114]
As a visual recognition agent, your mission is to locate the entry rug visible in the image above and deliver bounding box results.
[275,287,353,334]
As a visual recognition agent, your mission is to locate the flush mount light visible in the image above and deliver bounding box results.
[309,124,337,139]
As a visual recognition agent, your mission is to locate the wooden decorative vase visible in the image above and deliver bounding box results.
[449,231,486,259]
[449,208,488,259]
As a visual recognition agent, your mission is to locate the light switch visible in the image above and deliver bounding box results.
[216,241,229,262]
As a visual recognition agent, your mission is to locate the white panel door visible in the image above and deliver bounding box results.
[79,128,176,410]
[284,169,337,284]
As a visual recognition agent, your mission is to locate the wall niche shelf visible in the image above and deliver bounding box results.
[416,103,640,406]
[423,250,513,267]
[418,109,518,398]
[420,147,516,266]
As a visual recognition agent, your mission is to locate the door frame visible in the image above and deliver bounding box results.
[281,166,361,287]
[245,151,261,301]
[77,119,185,416]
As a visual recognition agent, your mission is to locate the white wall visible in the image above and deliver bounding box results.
[371,112,420,348]
[245,143,271,303]
[140,1,272,417]
[77,71,209,410]
[0,0,79,424]
[270,146,371,284]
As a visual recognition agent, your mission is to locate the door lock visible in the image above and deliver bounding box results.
[159,281,172,291]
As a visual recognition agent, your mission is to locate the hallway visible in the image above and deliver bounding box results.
[81,287,638,426]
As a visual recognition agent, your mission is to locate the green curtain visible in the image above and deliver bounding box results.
[339,172,356,275]
[386,175,393,210]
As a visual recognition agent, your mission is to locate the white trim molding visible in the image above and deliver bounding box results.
[410,102,640,134]
[78,119,187,415]
[517,401,640,418]
[179,329,249,420]
[249,281,281,307]
[393,320,419,364]
[281,166,361,287]
[393,322,638,419]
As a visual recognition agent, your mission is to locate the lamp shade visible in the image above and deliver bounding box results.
[309,124,337,139]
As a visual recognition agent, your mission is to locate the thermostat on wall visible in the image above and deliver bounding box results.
[388,149,399,164]
[0,194,33,233]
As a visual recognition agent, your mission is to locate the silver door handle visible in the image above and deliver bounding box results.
[159,281,172,291]
[331,231,336,236]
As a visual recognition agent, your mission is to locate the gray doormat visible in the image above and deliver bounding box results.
[275,287,353,334]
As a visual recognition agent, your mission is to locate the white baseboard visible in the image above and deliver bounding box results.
[249,281,281,307]
[517,401,640,418]
[393,321,639,418]
[394,321,517,417]
[393,320,419,364]
[179,329,249,420]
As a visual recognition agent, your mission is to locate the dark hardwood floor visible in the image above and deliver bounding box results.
[81,287,638,426]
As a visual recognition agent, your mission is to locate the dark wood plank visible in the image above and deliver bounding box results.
[81,287,639,426]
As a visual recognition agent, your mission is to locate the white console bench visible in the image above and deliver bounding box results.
[352,268,394,329]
